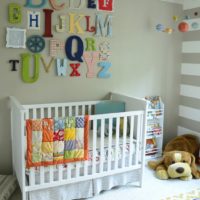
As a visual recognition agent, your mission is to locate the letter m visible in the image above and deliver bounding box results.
[95,14,112,37]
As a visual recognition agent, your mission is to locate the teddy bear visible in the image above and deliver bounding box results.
[148,134,200,180]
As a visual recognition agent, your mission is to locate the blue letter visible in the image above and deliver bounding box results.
[88,0,96,8]
[56,59,68,76]
[65,36,84,62]
[98,62,112,78]
[25,0,47,8]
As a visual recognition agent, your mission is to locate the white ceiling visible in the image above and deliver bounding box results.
[161,0,200,10]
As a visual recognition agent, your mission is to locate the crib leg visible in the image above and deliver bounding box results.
[22,191,28,200]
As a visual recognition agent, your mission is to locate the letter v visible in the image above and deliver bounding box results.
[83,51,99,78]
[40,56,54,73]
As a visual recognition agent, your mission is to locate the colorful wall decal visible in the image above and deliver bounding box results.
[88,0,96,9]
[56,59,68,76]
[98,62,111,78]
[191,22,199,29]
[41,57,54,73]
[26,35,45,53]
[69,0,85,9]
[43,9,54,37]
[155,24,165,32]
[56,15,66,32]
[97,0,114,12]
[24,0,47,8]
[85,16,96,32]
[50,39,65,57]
[85,38,96,51]
[27,11,40,30]
[9,60,19,71]
[69,13,84,34]
[95,14,112,37]
[70,63,81,77]
[49,0,65,10]
[8,3,22,24]
[21,53,40,83]
[178,22,189,32]
[99,41,111,60]
[65,36,84,62]
[83,52,99,78]
[7,1,114,82]
[6,27,26,48]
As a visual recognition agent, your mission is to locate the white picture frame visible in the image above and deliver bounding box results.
[6,27,26,48]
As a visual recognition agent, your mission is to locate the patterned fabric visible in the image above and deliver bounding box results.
[26,116,89,168]
[0,175,17,200]
[26,118,54,168]
[53,118,65,164]
[63,116,89,162]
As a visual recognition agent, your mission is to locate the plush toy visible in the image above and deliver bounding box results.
[148,134,200,180]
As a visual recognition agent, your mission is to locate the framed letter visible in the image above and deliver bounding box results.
[27,11,40,30]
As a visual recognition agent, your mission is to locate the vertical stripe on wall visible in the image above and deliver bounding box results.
[179,6,200,137]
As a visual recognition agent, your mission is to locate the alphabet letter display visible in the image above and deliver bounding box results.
[8,3,22,24]
[7,1,114,83]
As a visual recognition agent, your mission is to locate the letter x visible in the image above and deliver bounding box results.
[70,63,81,77]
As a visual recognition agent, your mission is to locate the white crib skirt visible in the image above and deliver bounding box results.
[29,180,93,200]
[29,170,140,200]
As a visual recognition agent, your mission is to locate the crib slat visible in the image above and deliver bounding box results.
[58,165,63,181]
[107,118,112,171]
[135,115,141,165]
[129,116,134,166]
[75,162,80,178]
[100,119,105,173]
[55,107,58,117]
[47,107,54,183]
[82,105,85,115]
[69,106,72,116]
[114,117,120,170]
[29,168,35,186]
[92,119,97,175]
[49,166,54,183]
[67,164,72,179]
[75,105,78,116]
[84,160,88,176]
[40,166,45,184]
[122,116,127,168]
[61,106,65,118]
[88,105,92,115]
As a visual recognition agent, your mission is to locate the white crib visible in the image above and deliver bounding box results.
[9,92,147,200]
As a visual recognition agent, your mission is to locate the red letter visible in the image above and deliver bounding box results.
[43,9,54,37]
[85,16,95,32]
[70,63,81,77]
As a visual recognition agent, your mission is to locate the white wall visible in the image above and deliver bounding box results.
[0,0,182,174]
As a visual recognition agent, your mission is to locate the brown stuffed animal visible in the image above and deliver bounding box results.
[148,134,200,180]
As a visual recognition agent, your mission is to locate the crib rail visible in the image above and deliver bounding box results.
[24,110,144,192]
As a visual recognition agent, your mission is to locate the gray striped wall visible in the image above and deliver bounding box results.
[178,7,200,137]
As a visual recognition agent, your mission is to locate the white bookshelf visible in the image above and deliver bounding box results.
[144,96,164,159]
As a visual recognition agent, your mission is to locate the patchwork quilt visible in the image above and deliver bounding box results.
[26,116,89,168]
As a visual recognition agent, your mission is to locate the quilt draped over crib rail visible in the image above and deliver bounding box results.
[26,116,89,168]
